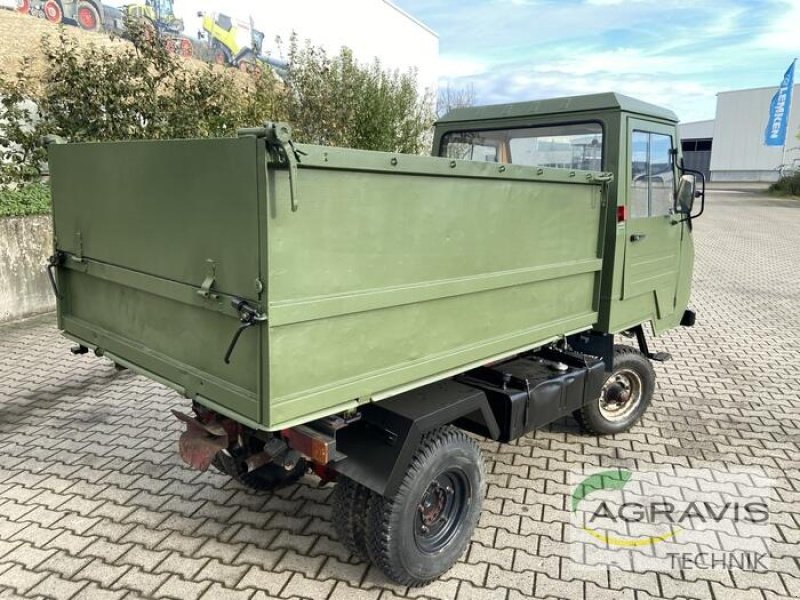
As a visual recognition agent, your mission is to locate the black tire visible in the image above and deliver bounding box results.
[365,426,485,587]
[576,345,655,435]
[212,450,306,492]
[331,476,374,560]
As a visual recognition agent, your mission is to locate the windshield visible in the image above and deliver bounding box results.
[155,0,173,15]
[441,123,603,170]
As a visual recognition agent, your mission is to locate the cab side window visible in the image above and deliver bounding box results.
[630,131,675,218]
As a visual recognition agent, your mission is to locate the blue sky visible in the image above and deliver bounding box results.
[392,0,800,122]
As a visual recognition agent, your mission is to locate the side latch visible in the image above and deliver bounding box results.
[46,251,65,298]
[224,297,267,364]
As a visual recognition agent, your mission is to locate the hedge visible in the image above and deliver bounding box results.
[0,183,51,217]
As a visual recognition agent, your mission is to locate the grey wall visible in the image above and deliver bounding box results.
[0,216,55,322]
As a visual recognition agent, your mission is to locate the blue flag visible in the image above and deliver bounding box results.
[764,59,796,147]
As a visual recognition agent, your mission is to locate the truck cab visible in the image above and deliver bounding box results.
[433,92,698,337]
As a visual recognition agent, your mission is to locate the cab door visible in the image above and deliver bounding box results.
[622,118,683,329]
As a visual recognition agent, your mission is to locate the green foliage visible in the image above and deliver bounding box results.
[768,173,800,197]
[0,23,434,188]
[283,40,433,154]
[0,183,51,217]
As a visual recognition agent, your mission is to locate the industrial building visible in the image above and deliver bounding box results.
[680,84,800,182]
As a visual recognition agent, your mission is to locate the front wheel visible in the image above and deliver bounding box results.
[365,426,485,587]
[575,345,655,435]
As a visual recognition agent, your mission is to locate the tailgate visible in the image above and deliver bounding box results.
[48,136,265,423]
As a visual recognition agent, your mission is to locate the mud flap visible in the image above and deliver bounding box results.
[172,410,229,471]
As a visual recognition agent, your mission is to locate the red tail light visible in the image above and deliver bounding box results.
[617,205,627,223]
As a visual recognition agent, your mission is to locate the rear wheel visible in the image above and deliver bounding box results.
[364,426,484,586]
[76,1,101,31]
[17,0,30,14]
[43,0,63,23]
[331,476,374,560]
[575,345,655,435]
[212,449,306,492]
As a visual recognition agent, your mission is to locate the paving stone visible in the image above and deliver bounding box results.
[28,573,88,600]
[111,567,170,596]
[154,575,212,600]
[236,566,292,595]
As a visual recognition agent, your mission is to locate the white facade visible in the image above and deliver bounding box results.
[678,120,715,141]
[176,0,439,92]
[709,85,800,182]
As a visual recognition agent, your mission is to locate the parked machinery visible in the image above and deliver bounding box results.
[19,0,194,57]
[199,11,268,72]
[22,0,104,30]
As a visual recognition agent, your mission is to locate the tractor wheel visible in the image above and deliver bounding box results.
[43,0,63,24]
[331,476,374,560]
[178,38,193,58]
[365,426,485,586]
[213,44,231,66]
[76,1,101,31]
[17,0,30,15]
[212,449,306,492]
[575,345,655,435]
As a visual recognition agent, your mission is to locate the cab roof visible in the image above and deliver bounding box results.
[437,92,679,125]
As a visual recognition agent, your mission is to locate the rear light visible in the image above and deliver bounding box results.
[617,205,627,223]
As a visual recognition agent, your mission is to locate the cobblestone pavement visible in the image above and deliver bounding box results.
[1,189,799,600]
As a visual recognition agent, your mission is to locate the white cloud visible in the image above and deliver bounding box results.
[436,56,489,79]
[751,0,800,51]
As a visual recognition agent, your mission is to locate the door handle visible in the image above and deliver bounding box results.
[630,233,647,242]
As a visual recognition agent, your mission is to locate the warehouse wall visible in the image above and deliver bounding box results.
[710,85,800,182]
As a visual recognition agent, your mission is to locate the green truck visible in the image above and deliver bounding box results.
[46,92,702,586]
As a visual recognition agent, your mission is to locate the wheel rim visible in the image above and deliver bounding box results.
[414,469,470,554]
[44,1,62,22]
[78,6,97,30]
[17,0,30,14]
[599,368,643,422]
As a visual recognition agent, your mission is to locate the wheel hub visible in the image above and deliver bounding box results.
[419,481,448,527]
[413,470,470,553]
[599,368,643,422]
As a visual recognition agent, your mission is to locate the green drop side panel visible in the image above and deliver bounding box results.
[49,137,607,431]
[48,137,264,423]
[264,145,606,428]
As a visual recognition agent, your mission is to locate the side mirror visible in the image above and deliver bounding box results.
[677,166,706,222]
[676,174,696,214]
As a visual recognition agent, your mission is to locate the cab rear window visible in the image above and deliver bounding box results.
[440,123,603,171]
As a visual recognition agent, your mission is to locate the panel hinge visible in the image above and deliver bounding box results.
[197,259,218,299]
[238,122,306,212]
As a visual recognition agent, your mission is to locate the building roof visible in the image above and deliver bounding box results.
[437,92,679,124]
[678,119,716,140]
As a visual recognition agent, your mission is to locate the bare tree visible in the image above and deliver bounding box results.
[437,83,476,117]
